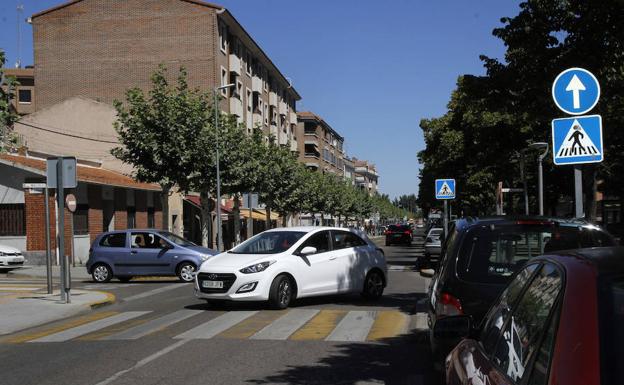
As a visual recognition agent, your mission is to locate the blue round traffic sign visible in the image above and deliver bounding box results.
[552,68,600,115]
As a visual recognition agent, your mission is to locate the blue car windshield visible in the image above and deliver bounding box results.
[158,231,196,247]
[230,231,306,254]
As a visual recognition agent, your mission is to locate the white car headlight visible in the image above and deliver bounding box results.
[199,253,213,261]
[239,261,275,274]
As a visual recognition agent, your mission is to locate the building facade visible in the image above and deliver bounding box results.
[296,111,345,175]
[1,67,35,115]
[352,158,379,195]
[32,0,300,145]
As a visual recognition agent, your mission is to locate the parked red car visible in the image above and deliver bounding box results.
[436,246,624,385]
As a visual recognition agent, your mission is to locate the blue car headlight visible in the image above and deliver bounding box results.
[199,253,213,262]
[239,261,275,274]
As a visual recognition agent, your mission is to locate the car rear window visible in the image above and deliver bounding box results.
[388,225,410,232]
[457,224,614,284]
[99,233,126,248]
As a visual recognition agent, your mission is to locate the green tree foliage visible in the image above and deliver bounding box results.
[418,0,624,219]
[0,50,18,153]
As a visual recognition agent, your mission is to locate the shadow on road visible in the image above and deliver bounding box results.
[245,329,438,385]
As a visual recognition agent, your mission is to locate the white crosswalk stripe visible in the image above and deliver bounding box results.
[30,311,151,343]
[326,310,376,342]
[174,311,258,339]
[103,310,204,340]
[250,309,319,340]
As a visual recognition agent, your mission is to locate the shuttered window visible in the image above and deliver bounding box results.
[0,204,26,236]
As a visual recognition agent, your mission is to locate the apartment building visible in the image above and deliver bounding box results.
[1,67,35,115]
[31,0,300,145]
[353,157,379,195]
[296,111,345,175]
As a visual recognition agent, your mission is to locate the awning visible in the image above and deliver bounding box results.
[240,209,266,220]
[184,195,232,214]
[0,153,160,191]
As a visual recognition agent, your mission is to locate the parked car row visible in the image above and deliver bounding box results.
[424,216,619,385]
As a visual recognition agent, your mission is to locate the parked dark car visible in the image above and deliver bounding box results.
[86,230,217,283]
[384,224,413,246]
[426,216,615,367]
[438,246,624,385]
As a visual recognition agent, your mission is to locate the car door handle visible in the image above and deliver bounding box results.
[131,250,138,254]
[329,256,337,260]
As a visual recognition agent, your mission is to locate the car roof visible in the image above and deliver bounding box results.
[264,226,355,233]
[453,215,598,232]
[100,229,169,235]
[541,246,624,277]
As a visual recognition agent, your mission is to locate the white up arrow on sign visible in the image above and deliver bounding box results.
[565,74,586,109]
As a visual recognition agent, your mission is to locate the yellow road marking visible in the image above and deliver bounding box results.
[289,309,346,341]
[366,311,409,341]
[217,310,287,339]
[4,311,118,344]
[78,318,147,341]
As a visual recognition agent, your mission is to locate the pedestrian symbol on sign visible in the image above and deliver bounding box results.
[551,115,603,165]
[435,179,456,200]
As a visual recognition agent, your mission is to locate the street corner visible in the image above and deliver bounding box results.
[0,286,115,338]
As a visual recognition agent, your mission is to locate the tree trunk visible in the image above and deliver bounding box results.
[320,213,324,226]
[200,190,212,248]
[282,214,287,228]
[160,185,170,231]
[266,206,272,229]
[233,195,241,246]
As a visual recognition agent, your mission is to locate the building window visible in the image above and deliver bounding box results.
[0,204,25,236]
[73,205,89,235]
[236,80,243,100]
[147,207,155,228]
[245,51,253,75]
[264,104,268,126]
[18,89,32,104]
[304,122,316,134]
[263,68,268,92]
[220,67,228,96]
[246,89,252,113]
[219,22,228,53]
[127,207,136,229]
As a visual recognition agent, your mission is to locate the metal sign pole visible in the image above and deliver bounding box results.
[574,165,584,218]
[443,200,448,237]
[44,186,53,294]
[56,158,66,302]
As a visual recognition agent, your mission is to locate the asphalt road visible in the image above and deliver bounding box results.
[0,230,436,385]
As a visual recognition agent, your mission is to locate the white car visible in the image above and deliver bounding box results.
[0,244,25,269]
[194,227,387,309]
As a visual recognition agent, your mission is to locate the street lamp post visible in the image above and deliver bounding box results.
[529,142,549,216]
[214,83,235,251]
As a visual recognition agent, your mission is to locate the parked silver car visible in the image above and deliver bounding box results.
[423,227,443,264]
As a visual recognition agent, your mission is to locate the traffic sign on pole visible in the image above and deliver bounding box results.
[552,68,600,115]
[435,179,456,200]
[551,115,603,165]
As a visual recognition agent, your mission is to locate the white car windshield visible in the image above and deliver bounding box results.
[230,231,306,254]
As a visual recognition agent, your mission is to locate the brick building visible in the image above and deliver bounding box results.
[31,0,300,146]
[0,67,35,116]
[296,111,345,176]
[0,153,161,265]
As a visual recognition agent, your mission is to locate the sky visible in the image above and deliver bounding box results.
[0,0,522,199]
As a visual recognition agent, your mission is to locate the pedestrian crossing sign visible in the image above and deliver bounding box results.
[435,179,456,200]
[552,115,603,165]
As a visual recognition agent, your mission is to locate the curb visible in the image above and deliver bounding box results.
[88,291,116,309]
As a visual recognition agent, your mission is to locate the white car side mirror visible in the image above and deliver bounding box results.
[299,246,317,256]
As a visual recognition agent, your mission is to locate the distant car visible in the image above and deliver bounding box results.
[86,230,217,283]
[416,223,424,229]
[423,227,443,264]
[439,246,624,385]
[194,227,387,309]
[0,244,25,269]
[426,216,616,367]
[385,224,413,246]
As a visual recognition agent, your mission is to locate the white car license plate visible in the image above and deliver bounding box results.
[202,280,223,289]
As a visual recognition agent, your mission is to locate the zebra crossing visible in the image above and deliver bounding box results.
[8,307,414,344]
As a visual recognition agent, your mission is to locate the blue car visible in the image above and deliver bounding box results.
[86,230,217,283]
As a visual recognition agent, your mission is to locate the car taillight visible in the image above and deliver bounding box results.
[404,230,411,235]
[436,292,463,316]
[384,230,390,235]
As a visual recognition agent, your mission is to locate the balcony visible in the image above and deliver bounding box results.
[253,112,263,126]
[229,54,242,76]
[279,134,288,146]
[355,176,365,183]
[269,91,277,107]
[270,124,278,138]
[290,140,298,152]
[252,75,262,93]
[278,101,287,116]
[229,97,243,117]
[289,111,297,125]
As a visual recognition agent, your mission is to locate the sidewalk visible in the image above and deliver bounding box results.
[2,265,91,280]
[0,288,114,336]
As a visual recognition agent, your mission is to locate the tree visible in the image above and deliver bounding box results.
[113,65,207,232]
[0,50,18,153]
